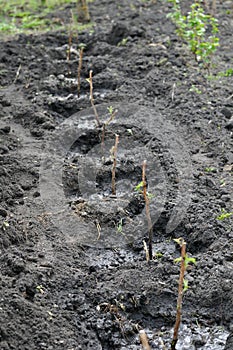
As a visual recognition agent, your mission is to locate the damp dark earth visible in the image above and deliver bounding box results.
[0,0,233,349]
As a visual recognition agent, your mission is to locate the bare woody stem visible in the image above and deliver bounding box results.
[101,123,106,158]
[211,0,216,16]
[139,330,151,350]
[101,109,117,159]
[142,160,153,261]
[77,0,90,23]
[77,47,84,97]
[67,30,73,62]
[171,239,186,350]
[89,70,100,127]
[112,134,119,195]
[67,10,74,63]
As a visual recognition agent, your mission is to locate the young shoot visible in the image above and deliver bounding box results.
[134,181,154,199]
[167,0,219,68]
[171,238,196,350]
[216,209,233,221]
[142,160,153,261]
[111,134,119,195]
[77,0,91,23]
[101,106,118,159]
[77,43,85,97]
[67,10,74,63]
[86,70,100,127]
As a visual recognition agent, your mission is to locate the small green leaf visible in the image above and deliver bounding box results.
[183,279,189,292]
[184,254,196,267]
[173,237,184,246]
[217,209,233,221]
[174,257,182,263]
[117,219,123,233]
[107,106,114,114]
[147,192,154,199]
[134,181,144,192]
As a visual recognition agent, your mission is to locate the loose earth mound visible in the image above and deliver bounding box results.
[0,0,232,349]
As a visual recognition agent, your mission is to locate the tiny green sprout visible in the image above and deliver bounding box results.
[155,252,163,259]
[117,218,123,234]
[107,105,114,115]
[134,181,144,192]
[216,209,233,221]
[36,285,45,294]
[183,279,189,293]
[189,85,202,94]
[118,38,128,47]
[2,221,9,231]
[78,43,86,50]
[204,167,216,173]
[127,129,133,135]
[134,181,154,198]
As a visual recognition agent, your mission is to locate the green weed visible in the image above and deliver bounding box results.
[189,85,202,94]
[0,0,94,35]
[204,167,216,173]
[216,209,233,221]
[134,181,154,199]
[167,0,219,68]
[171,238,196,349]
[217,68,233,77]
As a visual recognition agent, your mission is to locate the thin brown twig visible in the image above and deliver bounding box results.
[171,239,186,350]
[95,220,101,240]
[111,134,119,195]
[88,70,100,126]
[211,0,216,16]
[67,10,74,64]
[77,47,84,97]
[101,123,106,158]
[13,64,21,84]
[101,109,117,159]
[139,329,151,350]
[77,0,90,23]
[142,160,153,260]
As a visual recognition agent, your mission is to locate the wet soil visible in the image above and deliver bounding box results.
[0,0,233,349]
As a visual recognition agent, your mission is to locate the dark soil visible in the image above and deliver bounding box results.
[0,1,233,349]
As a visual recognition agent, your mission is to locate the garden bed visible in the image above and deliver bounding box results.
[0,0,232,349]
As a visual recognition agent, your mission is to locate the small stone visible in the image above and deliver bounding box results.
[0,207,7,217]
[221,194,231,202]
[221,107,232,119]
[0,146,9,154]
[225,117,233,130]
[222,279,232,291]
[0,126,11,134]
[42,121,55,130]
[33,191,40,198]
